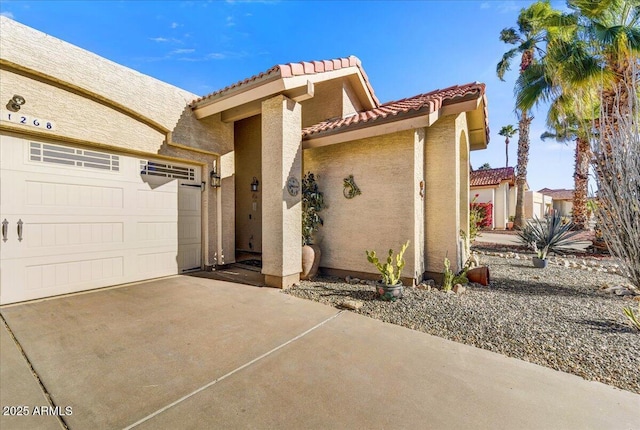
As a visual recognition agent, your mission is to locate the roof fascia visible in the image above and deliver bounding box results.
[303,93,487,149]
[193,66,376,120]
[303,110,439,149]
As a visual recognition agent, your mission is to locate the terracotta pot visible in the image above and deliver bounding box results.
[377,282,403,301]
[467,266,490,286]
[506,222,514,230]
[532,257,548,268]
[301,244,321,280]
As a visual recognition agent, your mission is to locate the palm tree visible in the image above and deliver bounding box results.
[497,1,563,229]
[540,96,593,230]
[567,0,640,126]
[515,1,639,229]
[498,125,518,167]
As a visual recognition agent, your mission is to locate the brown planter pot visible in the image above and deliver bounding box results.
[467,266,490,286]
[301,244,321,280]
[506,222,514,230]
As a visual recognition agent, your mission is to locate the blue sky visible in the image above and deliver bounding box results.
[0,0,578,191]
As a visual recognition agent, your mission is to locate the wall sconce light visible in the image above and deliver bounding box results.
[210,159,221,188]
[251,177,259,192]
[6,94,26,112]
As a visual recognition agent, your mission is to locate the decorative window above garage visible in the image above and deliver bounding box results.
[139,160,195,181]
[30,142,120,171]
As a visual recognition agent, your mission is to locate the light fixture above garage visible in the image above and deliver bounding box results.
[6,94,26,112]
[210,159,221,188]
[251,177,259,192]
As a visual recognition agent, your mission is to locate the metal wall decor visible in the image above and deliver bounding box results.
[343,175,361,199]
[286,176,300,196]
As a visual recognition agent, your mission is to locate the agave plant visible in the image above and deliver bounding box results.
[517,212,581,258]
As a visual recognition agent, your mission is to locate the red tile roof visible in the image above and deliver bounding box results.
[538,188,574,200]
[301,82,488,140]
[191,55,379,107]
[470,167,515,187]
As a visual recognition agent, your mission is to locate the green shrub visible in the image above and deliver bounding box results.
[302,172,325,245]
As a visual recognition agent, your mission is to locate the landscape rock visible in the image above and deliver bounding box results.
[453,284,466,294]
[340,300,364,310]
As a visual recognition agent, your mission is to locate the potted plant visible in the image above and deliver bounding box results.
[301,172,325,280]
[506,215,515,230]
[531,242,550,268]
[517,212,581,268]
[365,241,409,301]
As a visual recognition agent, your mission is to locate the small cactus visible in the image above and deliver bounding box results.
[366,241,409,286]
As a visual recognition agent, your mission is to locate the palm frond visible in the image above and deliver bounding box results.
[497,47,520,80]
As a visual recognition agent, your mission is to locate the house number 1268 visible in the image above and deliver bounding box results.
[1,110,56,131]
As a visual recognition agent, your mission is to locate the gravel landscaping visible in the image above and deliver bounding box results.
[283,252,640,394]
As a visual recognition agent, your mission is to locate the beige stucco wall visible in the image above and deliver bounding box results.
[0,16,194,132]
[342,81,363,117]
[424,113,468,275]
[300,79,364,128]
[301,80,344,128]
[303,129,419,280]
[234,115,262,253]
[261,95,302,287]
[0,69,165,153]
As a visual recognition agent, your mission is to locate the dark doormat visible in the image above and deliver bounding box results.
[188,265,265,287]
[236,259,262,269]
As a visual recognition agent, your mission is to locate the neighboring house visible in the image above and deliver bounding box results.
[469,167,516,229]
[525,191,553,219]
[538,188,574,216]
[0,17,489,304]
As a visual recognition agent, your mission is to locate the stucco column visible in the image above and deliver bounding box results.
[424,114,465,278]
[261,95,302,288]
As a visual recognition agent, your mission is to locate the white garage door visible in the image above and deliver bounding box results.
[0,136,202,304]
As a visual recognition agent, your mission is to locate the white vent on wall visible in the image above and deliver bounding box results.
[140,160,195,181]
[30,142,120,171]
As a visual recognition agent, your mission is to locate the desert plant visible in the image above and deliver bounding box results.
[623,304,640,331]
[301,172,325,246]
[517,212,581,258]
[442,257,468,292]
[365,241,409,286]
[591,70,640,290]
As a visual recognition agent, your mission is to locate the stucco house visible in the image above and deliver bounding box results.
[469,167,516,229]
[538,188,574,216]
[525,191,553,219]
[0,17,489,304]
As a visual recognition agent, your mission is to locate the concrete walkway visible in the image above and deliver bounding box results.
[475,232,593,251]
[1,276,638,429]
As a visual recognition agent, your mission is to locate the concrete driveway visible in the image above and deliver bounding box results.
[1,276,638,429]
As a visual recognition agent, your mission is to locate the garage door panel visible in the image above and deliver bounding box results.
[0,137,201,304]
